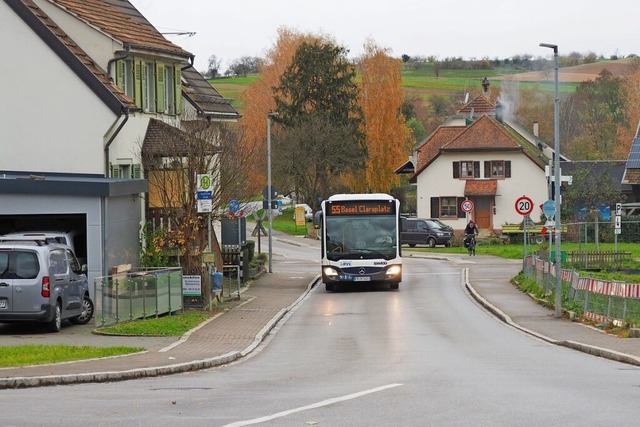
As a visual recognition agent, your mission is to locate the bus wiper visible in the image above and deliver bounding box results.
[350,249,391,259]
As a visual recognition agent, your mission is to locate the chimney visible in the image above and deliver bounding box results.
[533,121,539,137]
[481,77,490,97]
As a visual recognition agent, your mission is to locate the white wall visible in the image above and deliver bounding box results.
[1,2,115,174]
[416,151,548,230]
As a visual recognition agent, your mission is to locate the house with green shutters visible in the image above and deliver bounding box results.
[0,0,238,290]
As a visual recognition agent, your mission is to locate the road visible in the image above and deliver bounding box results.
[1,238,640,426]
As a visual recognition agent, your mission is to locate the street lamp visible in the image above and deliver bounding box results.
[540,42,562,318]
[267,111,278,273]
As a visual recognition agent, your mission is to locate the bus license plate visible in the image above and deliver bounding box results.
[354,276,370,282]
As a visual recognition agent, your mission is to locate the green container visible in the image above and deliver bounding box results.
[550,250,567,264]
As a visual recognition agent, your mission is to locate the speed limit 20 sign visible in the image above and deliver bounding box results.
[515,196,534,216]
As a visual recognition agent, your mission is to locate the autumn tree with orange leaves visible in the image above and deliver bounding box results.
[239,28,328,198]
[352,40,413,193]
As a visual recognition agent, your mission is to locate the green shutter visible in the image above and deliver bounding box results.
[175,66,182,114]
[156,63,165,113]
[134,60,142,108]
[132,164,142,179]
[115,60,124,89]
[110,165,121,178]
[141,62,147,110]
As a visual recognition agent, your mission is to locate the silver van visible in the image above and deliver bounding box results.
[0,238,93,332]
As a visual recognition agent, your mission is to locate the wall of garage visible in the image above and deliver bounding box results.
[0,193,143,300]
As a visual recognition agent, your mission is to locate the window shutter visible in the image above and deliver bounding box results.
[453,162,459,178]
[430,197,439,218]
[134,60,142,108]
[175,66,182,114]
[156,63,165,113]
[115,60,124,89]
[457,197,466,218]
[110,165,121,178]
[141,62,147,110]
[132,164,142,179]
[505,161,511,178]
[474,161,480,178]
[484,161,490,178]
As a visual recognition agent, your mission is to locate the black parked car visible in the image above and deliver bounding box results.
[401,218,453,248]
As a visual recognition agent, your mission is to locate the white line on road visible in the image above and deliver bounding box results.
[222,383,403,426]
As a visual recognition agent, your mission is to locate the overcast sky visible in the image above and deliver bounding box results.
[129,0,639,73]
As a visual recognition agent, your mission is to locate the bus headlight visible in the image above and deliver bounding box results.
[386,265,401,277]
[323,267,339,277]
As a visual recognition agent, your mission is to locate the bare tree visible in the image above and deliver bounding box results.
[205,54,222,79]
[140,120,255,274]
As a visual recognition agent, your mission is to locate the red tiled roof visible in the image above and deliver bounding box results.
[52,0,192,58]
[411,126,466,179]
[443,115,521,151]
[465,180,497,196]
[458,95,495,115]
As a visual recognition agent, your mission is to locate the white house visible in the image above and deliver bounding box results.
[400,92,553,234]
[1,0,238,289]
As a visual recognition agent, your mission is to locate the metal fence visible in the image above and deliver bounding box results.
[93,267,183,327]
[523,255,640,326]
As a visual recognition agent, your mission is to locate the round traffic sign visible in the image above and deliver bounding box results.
[461,199,474,213]
[514,195,534,216]
[542,199,556,219]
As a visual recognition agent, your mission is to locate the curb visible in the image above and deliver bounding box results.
[462,268,640,368]
[0,275,321,390]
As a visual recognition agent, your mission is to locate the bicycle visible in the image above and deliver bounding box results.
[464,233,477,256]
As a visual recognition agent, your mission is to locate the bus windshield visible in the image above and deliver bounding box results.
[325,215,397,261]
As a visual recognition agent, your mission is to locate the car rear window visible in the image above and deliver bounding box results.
[0,251,40,279]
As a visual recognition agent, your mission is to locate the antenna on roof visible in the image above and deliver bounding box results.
[464,93,469,104]
[161,32,196,37]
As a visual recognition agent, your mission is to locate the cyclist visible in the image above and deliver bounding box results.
[463,220,478,255]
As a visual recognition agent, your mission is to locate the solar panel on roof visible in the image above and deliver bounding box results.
[626,138,640,168]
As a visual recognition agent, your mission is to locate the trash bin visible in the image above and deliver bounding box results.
[211,272,223,292]
[550,250,567,265]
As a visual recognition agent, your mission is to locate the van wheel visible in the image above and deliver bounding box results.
[46,302,62,333]
[408,244,416,248]
[70,296,94,325]
[445,241,452,248]
[427,237,436,248]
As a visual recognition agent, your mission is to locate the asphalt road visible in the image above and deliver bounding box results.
[2,240,640,426]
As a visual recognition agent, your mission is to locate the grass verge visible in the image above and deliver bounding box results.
[0,345,144,368]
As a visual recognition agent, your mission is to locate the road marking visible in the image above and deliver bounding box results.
[222,383,403,426]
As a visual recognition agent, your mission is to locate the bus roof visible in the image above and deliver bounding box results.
[327,193,394,202]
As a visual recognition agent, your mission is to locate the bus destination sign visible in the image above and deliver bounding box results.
[327,201,396,216]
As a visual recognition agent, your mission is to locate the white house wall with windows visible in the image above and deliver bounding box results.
[408,113,550,233]
[1,0,238,288]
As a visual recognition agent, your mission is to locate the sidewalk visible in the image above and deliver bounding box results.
[2,250,640,389]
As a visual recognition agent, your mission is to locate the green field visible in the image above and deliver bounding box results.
[210,65,577,111]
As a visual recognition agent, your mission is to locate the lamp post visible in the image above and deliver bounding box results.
[267,112,278,273]
[540,42,562,318]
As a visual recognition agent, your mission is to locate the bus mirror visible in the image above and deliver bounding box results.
[313,211,322,229]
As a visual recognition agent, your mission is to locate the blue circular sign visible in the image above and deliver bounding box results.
[228,199,240,213]
[542,199,556,218]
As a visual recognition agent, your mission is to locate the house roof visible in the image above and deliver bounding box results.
[181,67,241,120]
[458,95,495,116]
[5,0,136,114]
[442,115,522,151]
[622,137,640,184]
[562,160,632,193]
[464,180,497,196]
[408,114,550,183]
[50,0,192,59]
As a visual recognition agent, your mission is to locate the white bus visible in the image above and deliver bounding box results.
[314,193,402,291]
